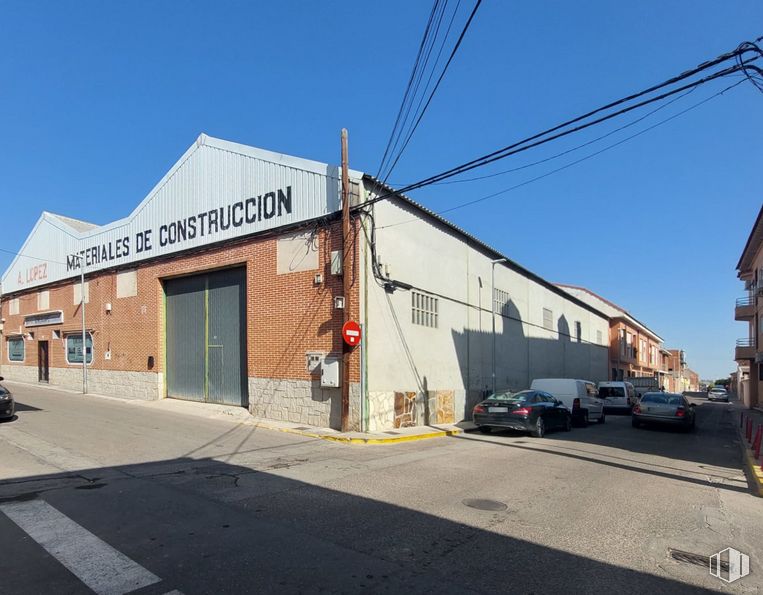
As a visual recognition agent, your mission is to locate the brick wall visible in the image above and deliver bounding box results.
[1,218,361,424]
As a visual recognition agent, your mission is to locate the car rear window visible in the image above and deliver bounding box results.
[488,391,529,402]
[641,393,683,405]
[641,394,666,403]
[599,387,625,398]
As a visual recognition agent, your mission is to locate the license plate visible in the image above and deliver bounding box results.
[488,407,508,413]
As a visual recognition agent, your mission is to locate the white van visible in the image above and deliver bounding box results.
[597,381,635,412]
[530,378,605,425]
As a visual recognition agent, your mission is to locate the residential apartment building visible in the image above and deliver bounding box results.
[735,203,763,409]
[556,285,665,382]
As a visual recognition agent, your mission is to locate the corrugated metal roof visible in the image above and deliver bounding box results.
[46,212,99,233]
[362,175,609,321]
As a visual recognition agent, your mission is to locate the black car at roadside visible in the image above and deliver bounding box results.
[0,377,15,421]
[473,389,572,438]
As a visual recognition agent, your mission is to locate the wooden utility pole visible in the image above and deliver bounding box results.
[340,128,351,432]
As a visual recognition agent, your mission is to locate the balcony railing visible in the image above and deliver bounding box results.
[736,338,755,362]
[736,295,755,307]
[735,295,755,321]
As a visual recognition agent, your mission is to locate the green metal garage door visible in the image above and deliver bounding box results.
[165,268,248,407]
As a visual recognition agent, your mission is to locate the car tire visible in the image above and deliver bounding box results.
[598,411,606,424]
[478,426,491,434]
[531,416,545,438]
[564,416,572,432]
[631,417,640,428]
[584,412,590,426]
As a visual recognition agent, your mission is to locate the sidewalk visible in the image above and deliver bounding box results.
[3,379,466,445]
[738,406,763,497]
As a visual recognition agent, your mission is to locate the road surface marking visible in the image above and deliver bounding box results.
[0,498,161,595]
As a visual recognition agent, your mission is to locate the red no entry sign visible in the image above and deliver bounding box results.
[342,320,361,347]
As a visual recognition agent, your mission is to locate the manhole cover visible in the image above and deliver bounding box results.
[462,498,507,511]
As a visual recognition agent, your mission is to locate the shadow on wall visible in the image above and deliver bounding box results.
[451,300,607,421]
[379,295,607,428]
[0,454,715,594]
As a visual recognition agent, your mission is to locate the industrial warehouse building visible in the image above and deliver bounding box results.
[1,134,609,431]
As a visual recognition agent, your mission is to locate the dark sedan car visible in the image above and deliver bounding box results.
[0,377,14,421]
[632,392,695,431]
[473,389,572,437]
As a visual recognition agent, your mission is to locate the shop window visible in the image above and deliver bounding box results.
[66,333,93,364]
[8,337,24,362]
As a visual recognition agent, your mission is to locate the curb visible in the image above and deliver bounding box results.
[3,378,464,446]
[251,422,464,445]
[737,416,763,497]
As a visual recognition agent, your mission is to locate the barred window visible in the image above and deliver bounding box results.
[542,308,553,330]
[494,289,510,317]
[412,291,438,328]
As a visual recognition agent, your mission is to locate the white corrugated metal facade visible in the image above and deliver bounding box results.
[2,134,350,294]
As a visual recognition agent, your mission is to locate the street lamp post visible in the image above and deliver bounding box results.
[75,255,87,394]
[491,258,507,396]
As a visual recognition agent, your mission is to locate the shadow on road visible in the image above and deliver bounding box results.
[456,400,748,495]
[0,452,718,594]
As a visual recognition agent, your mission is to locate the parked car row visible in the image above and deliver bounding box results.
[0,377,15,421]
[473,378,698,437]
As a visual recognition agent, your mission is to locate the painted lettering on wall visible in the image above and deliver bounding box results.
[17,263,48,286]
[65,186,293,272]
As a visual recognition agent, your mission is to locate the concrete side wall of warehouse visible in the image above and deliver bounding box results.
[0,219,362,430]
[363,195,609,431]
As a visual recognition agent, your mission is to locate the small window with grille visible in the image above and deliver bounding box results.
[412,291,438,328]
[542,308,553,330]
[494,289,510,317]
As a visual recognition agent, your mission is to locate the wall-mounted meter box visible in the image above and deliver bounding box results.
[321,357,341,388]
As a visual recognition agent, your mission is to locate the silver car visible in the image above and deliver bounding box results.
[707,387,729,402]
[632,392,695,431]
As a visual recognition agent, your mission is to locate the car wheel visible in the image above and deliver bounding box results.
[478,426,491,434]
[531,416,545,438]
[598,411,606,424]
[564,416,572,432]
[584,412,590,426]
[631,417,640,428]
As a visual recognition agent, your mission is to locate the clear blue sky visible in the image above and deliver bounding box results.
[1,1,761,379]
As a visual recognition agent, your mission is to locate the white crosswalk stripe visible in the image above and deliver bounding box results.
[0,498,161,595]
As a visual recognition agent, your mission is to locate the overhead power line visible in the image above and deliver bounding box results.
[375,0,482,185]
[361,37,762,207]
[376,79,746,231]
[382,0,482,180]
[374,0,444,183]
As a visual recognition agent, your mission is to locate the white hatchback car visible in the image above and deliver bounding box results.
[707,386,729,402]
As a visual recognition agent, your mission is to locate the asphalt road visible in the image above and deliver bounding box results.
[1,383,761,594]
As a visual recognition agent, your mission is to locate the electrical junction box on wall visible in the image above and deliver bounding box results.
[321,357,341,388]
[306,352,324,374]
